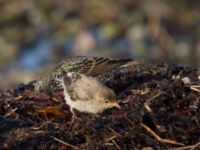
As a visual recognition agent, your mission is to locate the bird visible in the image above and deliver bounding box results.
[33,56,141,94]
[61,72,120,119]
[33,56,143,119]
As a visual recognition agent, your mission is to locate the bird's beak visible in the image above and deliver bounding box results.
[108,101,121,109]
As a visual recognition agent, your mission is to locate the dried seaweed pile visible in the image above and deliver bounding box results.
[0,64,200,150]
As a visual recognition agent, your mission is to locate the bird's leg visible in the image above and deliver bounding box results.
[70,107,78,123]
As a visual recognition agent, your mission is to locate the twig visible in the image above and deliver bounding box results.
[49,135,80,150]
[190,85,200,88]
[14,95,23,100]
[104,143,114,146]
[169,140,200,150]
[172,71,183,80]
[191,140,200,150]
[148,92,163,102]
[140,123,184,146]
[112,140,121,150]
[106,126,119,135]
[51,97,60,102]
[190,87,200,93]
[104,135,117,142]
[144,101,153,113]
[168,145,194,150]
[144,92,163,113]
[143,93,163,130]
[104,127,121,149]
[185,84,200,93]
[194,116,200,129]
[4,108,18,117]
[125,115,134,127]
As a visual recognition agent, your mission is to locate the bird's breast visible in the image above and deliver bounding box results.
[64,92,105,114]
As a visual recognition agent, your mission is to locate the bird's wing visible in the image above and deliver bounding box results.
[35,56,143,93]
[47,70,65,93]
[59,56,136,76]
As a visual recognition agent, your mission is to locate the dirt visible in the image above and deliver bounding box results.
[0,63,200,150]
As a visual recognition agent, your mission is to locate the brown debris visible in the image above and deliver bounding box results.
[140,123,184,146]
[0,63,200,149]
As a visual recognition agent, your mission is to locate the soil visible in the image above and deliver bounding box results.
[0,63,200,150]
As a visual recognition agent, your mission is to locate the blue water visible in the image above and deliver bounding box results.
[19,40,52,70]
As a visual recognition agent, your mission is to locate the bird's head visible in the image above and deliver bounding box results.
[104,99,121,109]
[97,88,121,110]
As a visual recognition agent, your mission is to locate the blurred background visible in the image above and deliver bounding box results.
[0,0,200,90]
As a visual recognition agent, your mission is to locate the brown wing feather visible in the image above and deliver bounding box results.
[59,56,133,76]
[81,57,133,76]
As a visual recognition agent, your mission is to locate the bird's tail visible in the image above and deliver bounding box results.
[107,58,144,68]
[87,57,144,76]
[107,58,133,65]
[119,59,144,68]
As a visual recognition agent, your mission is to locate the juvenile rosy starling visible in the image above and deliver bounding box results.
[33,56,142,117]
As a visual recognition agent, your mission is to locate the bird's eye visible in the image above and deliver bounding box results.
[105,100,109,103]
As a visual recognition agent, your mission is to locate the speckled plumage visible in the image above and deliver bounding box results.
[34,56,141,94]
